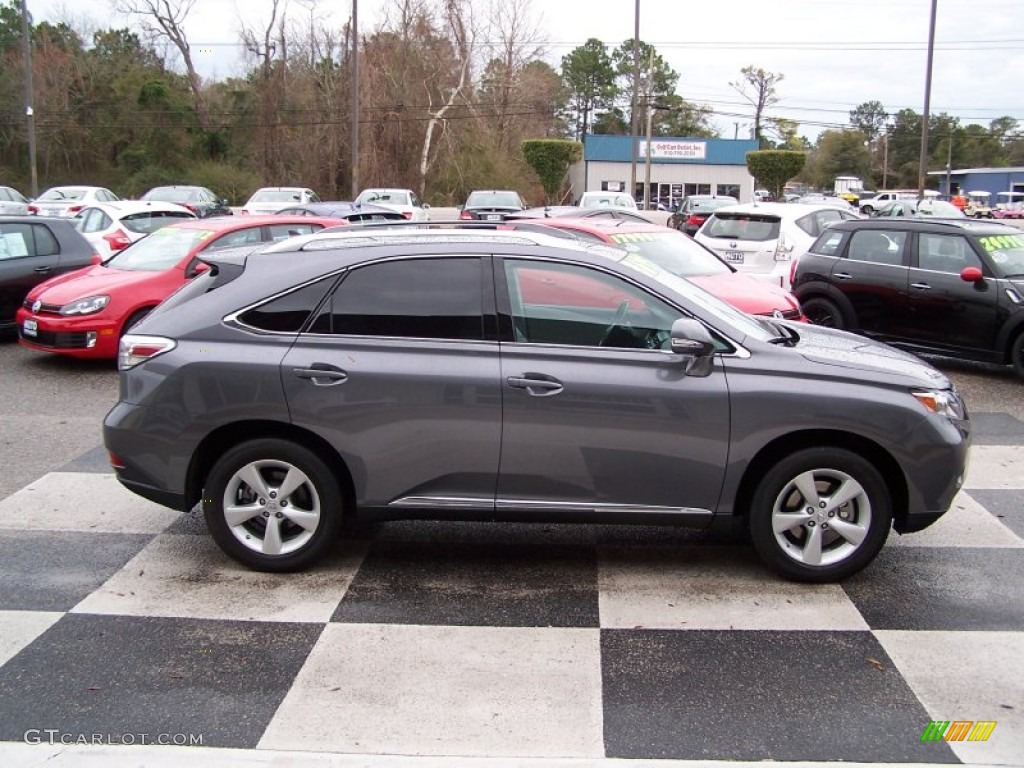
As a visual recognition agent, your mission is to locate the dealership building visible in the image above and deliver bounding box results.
[928,166,1024,200]
[568,134,759,206]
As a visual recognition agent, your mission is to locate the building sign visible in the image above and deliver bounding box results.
[638,140,707,160]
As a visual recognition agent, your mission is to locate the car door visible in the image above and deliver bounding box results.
[280,255,503,514]
[0,222,62,324]
[899,232,1000,353]
[832,227,910,338]
[493,256,729,522]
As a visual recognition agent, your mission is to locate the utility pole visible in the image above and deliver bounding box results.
[917,0,937,200]
[642,46,655,211]
[628,0,640,203]
[20,0,38,198]
[945,134,952,196]
[350,0,360,199]
[733,122,739,140]
[882,131,889,190]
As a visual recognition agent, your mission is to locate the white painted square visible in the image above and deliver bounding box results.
[891,490,1023,548]
[598,547,868,630]
[259,623,604,757]
[964,446,1024,490]
[0,610,63,666]
[0,472,178,533]
[876,630,1024,765]
[71,534,365,623]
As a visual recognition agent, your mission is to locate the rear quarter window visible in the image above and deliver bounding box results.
[809,230,845,257]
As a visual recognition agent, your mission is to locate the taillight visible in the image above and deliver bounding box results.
[27,204,38,214]
[459,210,473,220]
[118,334,176,371]
[789,257,799,287]
[687,215,703,226]
[402,211,413,219]
[68,205,83,214]
[103,228,132,251]
[108,451,126,469]
[185,204,198,214]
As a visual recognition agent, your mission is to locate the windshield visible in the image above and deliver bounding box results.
[105,226,212,271]
[39,188,87,201]
[606,230,730,277]
[358,190,409,205]
[251,189,302,203]
[975,232,1024,277]
[703,213,781,241]
[145,188,197,203]
[121,211,196,234]
[918,200,965,217]
[466,191,521,208]
[616,251,775,342]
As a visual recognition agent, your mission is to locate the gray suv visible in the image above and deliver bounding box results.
[103,227,970,582]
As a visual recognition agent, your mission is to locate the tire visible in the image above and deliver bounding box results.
[121,308,151,338]
[1011,331,1024,381]
[860,205,874,215]
[748,447,892,582]
[801,296,846,329]
[203,438,344,571]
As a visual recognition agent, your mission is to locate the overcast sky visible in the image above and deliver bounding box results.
[27,0,1024,141]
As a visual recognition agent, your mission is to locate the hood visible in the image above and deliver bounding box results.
[790,322,950,389]
[689,272,799,317]
[28,264,175,304]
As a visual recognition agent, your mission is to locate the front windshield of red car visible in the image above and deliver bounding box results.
[104,227,212,271]
[606,230,731,277]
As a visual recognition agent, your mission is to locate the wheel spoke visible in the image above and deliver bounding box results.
[773,512,810,534]
[224,502,262,527]
[276,466,310,502]
[237,463,271,499]
[826,477,864,513]
[262,516,283,555]
[792,471,821,507]
[802,523,824,565]
[829,517,868,547]
[282,508,319,532]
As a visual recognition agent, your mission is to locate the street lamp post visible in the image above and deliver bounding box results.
[917,0,938,200]
[20,0,38,198]
[350,0,359,200]
[629,0,640,203]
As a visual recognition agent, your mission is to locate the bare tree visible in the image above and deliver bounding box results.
[114,0,208,128]
[240,0,284,180]
[730,65,783,145]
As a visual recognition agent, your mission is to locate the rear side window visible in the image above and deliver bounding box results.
[703,214,780,241]
[309,257,484,340]
[237,276,337,332]
[846,229,907,266]
[796,209,844,237]
[810,230,845,257]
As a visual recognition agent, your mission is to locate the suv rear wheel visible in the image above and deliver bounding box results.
[203,438,344,571]
[801,297,847,329]
[1011,331,1024,380]
[749,447,892,582]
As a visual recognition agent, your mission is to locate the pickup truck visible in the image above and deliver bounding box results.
[859,191,916,214]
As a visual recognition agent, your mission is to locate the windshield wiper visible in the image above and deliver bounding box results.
[759,317,798,346]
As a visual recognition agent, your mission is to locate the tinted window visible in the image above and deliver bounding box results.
[846,229,906,266]
[238,277,336,332]
[310,258,484,340]
[810,230,845,257]
[796,209,843,238]
[267,223,322,241]
[917,234,981,274]
[207,227,263,250]
[703,213,780,241]
[33,224,59,257]
[504,259,678,350]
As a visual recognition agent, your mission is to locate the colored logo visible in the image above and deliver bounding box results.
[921,720,996,742]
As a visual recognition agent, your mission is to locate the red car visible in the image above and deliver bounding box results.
[509,218,804,320]
[17,215,341,359]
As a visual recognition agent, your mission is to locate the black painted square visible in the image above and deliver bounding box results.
[58,445,116,474]
[0,614,321,748]
[966,412,1024,445]
[0,531,151,611]
[601,629,957,763]
[844,547,1024,630]
[965,488,1024,538]
[332,539,598,627]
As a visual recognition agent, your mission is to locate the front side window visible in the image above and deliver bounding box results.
[846,229,906,266]
[207,227,263,250]
[105,227,212,270]
[267,223,322,241]
[0,223,33,260]
[503,259,679,350]
[974,232,1024,277]
[917,234,980,274]
[309,257,484,340]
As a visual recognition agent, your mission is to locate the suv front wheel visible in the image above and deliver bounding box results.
[748,447,892,582]
[203,438,344,571]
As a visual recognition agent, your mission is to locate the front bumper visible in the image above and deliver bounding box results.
[15,307,120,358]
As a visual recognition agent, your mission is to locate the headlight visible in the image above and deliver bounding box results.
[912,389,966,420]
[60,295,110,315]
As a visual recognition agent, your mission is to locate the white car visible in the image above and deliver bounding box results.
[695,202,861,288]
[354,188,430,221]
[29,186,120,217]
[73,201,196,259]
[0,185,30,215]
[241,187,320,216]
[577,191,638,210]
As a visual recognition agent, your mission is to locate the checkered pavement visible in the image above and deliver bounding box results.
[0,414,1022,767]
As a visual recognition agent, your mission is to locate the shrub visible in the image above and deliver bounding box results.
[746,150,806,201]
[521,139,583,203]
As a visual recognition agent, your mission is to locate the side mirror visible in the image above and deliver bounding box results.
[220,198,229,206]
[669,318,716,377]
[186,260,211,278]
[422,203,431,209]
[960,266,983,283]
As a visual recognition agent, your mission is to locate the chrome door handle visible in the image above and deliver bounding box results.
[293,366,348,386]
[834,272,853,280]
[910,282,932,290]
[507,375,564,396]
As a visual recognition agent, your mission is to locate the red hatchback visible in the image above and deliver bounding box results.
[511,218,804,320]
[17,215,341,359]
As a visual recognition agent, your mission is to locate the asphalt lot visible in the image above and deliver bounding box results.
[0,320,1022,767]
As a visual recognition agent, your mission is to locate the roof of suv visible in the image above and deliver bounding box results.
[823,218,1017,236]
